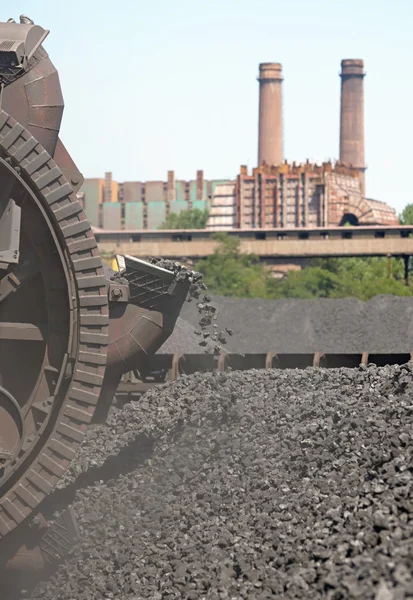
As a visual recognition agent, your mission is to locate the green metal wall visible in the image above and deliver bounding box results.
[81,176,233,230]
[125,202,144,230]
[103,202,121,230]
[147,201,166,229]
[189,181,197,203]
[170,200,188,214]
[192,200,208,211]
[175,181,186,202]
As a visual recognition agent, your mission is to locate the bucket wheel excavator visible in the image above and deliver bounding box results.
[0,16,190,581]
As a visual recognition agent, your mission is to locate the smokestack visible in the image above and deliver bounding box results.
[257,63,283,167]
[339,59,366,195]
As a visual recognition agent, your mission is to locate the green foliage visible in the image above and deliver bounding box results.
[270,266,338,299]
[195,235,413,300]
[196,233,274,298]
[159,208,209,230]
[271,257,413,301]
[399,203,413,225]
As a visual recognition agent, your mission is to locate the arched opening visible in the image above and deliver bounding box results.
[339,213,359,226]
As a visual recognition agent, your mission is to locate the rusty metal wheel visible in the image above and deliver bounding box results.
[0,109,109,540]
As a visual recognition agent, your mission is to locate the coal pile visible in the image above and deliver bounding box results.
[159,316,215,354]
[105,259,413,355]
[31,365,413,599]
[180,295,413,354]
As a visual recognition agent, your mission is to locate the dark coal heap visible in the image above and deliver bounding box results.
[180,294,413,354]
[31,365,413,599]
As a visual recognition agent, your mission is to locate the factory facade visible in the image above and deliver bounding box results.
[78,171,229,230]
[207,162,398,230]
[78,59,398,231]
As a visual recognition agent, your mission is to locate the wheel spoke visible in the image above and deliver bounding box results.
[0,256,39,304]
[0,322,45,341]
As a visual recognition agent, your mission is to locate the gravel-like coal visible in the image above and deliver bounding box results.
[104,261,413,354]
[159,317,218,354]
[181,295,413,353]
[31,365,413,599]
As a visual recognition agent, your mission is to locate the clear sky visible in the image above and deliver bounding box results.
[4,1,413,212]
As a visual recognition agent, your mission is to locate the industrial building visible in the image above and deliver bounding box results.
[206,161,398,230]
[78,170,229,230]
[207,59,397,230]
[78,59,398,231]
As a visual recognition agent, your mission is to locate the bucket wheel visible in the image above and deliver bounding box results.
[0,109,109,540]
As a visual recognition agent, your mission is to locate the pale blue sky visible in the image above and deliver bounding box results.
[4,1,413,212]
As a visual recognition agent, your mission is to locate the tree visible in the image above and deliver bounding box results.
[196,233,274,298]
[159,208,209,229]
[195,235,413,300]
[272,257,413,301]
[399,203,413,225]
[270,265,339,299]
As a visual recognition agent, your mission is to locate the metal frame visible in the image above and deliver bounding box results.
[116,351,413,399]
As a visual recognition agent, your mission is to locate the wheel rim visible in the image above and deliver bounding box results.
[0,154,74,483]
[0,109,109,540]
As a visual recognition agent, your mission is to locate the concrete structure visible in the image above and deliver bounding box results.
[93,226,413,263]
[257,63,283,167]
[206,162,398,231]
[339,59,366,194]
